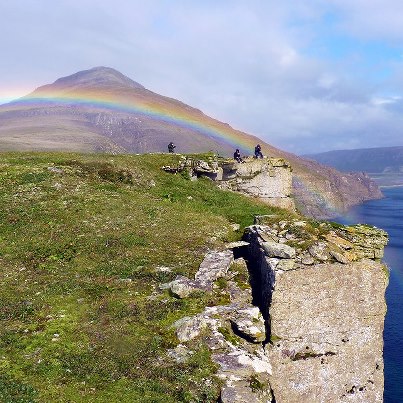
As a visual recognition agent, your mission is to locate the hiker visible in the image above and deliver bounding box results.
[168,142,176,153]
[233,149,244,163]
[254,144,263,159]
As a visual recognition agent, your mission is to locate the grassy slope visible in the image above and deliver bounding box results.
[0,152,289,402]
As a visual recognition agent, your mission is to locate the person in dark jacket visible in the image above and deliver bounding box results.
[233,149,244,163]
[254,144,263,158]
[168,142,176,153]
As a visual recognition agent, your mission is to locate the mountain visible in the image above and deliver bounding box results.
[305,146,403,187]
[305,146,403,173]
[0,66,382,218]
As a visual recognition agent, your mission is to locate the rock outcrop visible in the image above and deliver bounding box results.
[163,156,295,211]
[217,158,294,211]
[165,250,274,402]
[245,218,389,402]
[165,250,234,298]
[163,216,388,402]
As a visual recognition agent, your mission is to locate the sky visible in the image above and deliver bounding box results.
[1,0,403,154]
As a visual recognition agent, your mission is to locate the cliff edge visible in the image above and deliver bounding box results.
[245,218,388,402]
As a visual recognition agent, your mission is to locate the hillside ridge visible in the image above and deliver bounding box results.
[305,146,403,173]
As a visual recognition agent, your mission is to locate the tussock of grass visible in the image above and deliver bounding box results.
[0,152,284,402]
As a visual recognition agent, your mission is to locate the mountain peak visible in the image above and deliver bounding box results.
[33,66,145,95]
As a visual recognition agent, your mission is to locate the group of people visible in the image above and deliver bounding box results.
[167,141,264,161]
[233,144,263,163]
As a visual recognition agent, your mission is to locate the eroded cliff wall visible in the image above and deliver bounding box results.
[222,158,294,211]
[181,156,294,211]
[245,219,388,402]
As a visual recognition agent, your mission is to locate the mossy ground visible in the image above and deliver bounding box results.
[0,152,285,402]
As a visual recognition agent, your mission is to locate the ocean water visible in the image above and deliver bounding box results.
[337,187,403,403]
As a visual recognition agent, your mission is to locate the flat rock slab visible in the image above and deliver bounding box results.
[214,349,272,377]
[195,250,234,287]
[262,241,295,259]
[225,241,250,249]
[168,275,206,298]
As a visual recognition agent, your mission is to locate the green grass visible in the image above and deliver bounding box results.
[0,151,284,402]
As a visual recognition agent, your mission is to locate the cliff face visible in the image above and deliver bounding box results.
[164,156,295,211]
[245,219,388,402]
[268,260,386,402]
[221,158,294,211]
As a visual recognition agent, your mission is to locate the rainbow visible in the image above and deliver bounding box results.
[293,175,342,217]
[6,88,256,153]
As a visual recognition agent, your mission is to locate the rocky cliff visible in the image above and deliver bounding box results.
[245,218,388,402]
[218,158,294,211]
[180,156,294,211]
[193,158,295,211]
[164,212,388,402]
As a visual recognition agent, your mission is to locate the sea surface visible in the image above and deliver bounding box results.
[337,187,403,403]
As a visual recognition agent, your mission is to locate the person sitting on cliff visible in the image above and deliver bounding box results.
[233,149,244,163]
[168,142,176,153]
[254,144,263,159]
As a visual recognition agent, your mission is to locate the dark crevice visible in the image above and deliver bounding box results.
[290,351,336,361]
[231,243,271,318]
[234,231,278,349]
[242,241,273,315]
[229,320,255,344]
[269,383,277,403]
[232,245,248,260]
[232,240,273,347]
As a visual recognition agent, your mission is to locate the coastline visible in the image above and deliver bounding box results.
[378,184,403,188]
[369,173,403,189]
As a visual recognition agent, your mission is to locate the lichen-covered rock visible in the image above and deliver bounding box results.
[308,242,330,261]
[195,250,234,287]
[217,349,273,403]
[329,250,349,264]
[335,224,388,260]
[168,249,272,401]
[276,259,295,271]
[168,275,203,298]
[164,250,235,298]
[173,315,209,342]
[300,254,315,265]
[324,231,354,250]
[262,241,296,259]
[214,348,272,377]
[245,221,389,402]
[229,306,266,343]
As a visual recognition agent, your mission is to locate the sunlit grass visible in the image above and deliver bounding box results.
[0,151,285,402]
